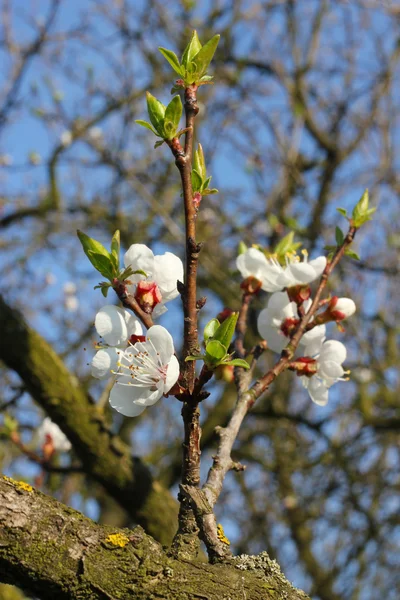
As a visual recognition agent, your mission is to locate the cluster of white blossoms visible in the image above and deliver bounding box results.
[237,246,356,406]
[91,244,182,417]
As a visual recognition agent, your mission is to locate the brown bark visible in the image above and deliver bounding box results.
[0,476,310,600]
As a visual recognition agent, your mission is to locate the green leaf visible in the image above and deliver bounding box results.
[158,47,183,75]
[185,61,198,83]
[212,312,238,349]
[352,189,376,227]
[135,120,159,136]
[185,354,204,362]
[163,95,182,138]
[154,139,165,149]
[198,75,214,84]
[77,230,110,265]
[344,248,361,261]
[87,251,115,280]
[110,230,120,270]
[203,188,219,195]
[192,34,220,78]
[191,168,203,192]
[224,358,250,369]
[335,226,344,246]
[204,318,220,341]
[146,92,166,133]
[181,30,202,68]
[274,231,301,259]
[238,241,248,255]
[194,143,206,179]
[336,207,348,217]
[205,339,227,362]
[202,175,212,191]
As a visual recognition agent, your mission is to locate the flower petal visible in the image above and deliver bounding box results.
[266,292,294,319]
[306,377,329,406]
[308,256,327,278]
[236,248,267,280]
[164,355,180,393]
[301,326,326,357]
[146,325,174,364]
[257,315,287,353]
[287,262,319,284]
[95,305,129,346]
[320,340,347,365]
[319,360,344,381]
[109,384,147,417]
[125,313,143,338]
[91,347,120,379]
[124,244,154,275]
[153,252,184,299]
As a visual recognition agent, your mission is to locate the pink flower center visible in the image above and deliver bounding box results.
[135,281,162,313]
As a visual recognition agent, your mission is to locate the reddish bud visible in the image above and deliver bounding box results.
[217,307,234,322]
[315,296,356,325]
[287,285,311,305]
[280,317,300,337]
[193,192,202,210]
[134,281,162,313]
[240,275,262,294]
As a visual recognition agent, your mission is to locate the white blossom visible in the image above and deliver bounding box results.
[60,130,72,146]
[109,325,179,417]
[237,248,326,293]
[124,244,184,316]
[277,251,326,288]
[37,418,71,452]
[91,305,143,379]
[257,291,326,354]
[64,295,79,312]
[236,248,284,292]
[88,127,103,141]
[301,339,347,406]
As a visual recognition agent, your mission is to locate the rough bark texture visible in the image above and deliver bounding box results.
[0,294,178,546]
[0,477,309,600]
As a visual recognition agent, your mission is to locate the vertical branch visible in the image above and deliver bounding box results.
[177,83,201,391]
[167,84,203,559]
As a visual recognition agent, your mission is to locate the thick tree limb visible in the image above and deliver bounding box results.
[0,476,309,600]
[0,294,177,545]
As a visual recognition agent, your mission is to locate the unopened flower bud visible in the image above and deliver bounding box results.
[134,281,162,313]
[215,364,234,383]
[193,192,202,210]
[328,296,356,321]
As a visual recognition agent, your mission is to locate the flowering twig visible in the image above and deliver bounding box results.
[112,278,154,330]
[195,225,357,560]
